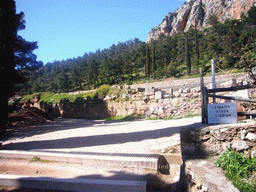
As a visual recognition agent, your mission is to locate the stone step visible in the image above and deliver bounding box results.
[0,150,183,191]
[0,150,182,172]
[0,150,160,170]
[0,174,147,192]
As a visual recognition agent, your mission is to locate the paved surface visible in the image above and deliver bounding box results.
[1,117,202,154]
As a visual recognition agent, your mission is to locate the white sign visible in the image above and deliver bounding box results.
[208,102,238,124]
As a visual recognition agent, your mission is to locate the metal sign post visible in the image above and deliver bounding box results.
[211,59,216,104]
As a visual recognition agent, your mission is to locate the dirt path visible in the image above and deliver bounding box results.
[1,117,202,154]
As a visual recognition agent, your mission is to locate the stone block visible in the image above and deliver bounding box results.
[112,85,123,89]
[251,150,256,159]
[231,140,249,151]
[234,90,249,99]
[137,87,145,92]
[155,91,163,100]
[149,95,155,100]
[232,79,237,87]
[163,88,173,95]
[191,87,200,92]
[183,88,190,93]
[172,98,180,106]
[145,87,155,96]
[128,109,135,115]
[163,99,170,104]
[128,90,135,94]
[246,132,256,141]
[173,92,180,97]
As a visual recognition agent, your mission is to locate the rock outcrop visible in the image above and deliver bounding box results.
[146,0,256,42]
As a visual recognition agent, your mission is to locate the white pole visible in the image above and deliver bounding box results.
[245,75,252,120]
[211,59,216,104]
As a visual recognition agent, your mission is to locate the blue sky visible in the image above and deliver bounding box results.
[16,0,186,64]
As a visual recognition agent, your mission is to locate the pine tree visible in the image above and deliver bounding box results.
[185,34,191,75]
[151,40,156,79]
[146,43,150,80]
[0,0,19,134]
[58,71,71,93]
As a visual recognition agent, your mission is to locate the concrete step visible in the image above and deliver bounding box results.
[0,174,146,192]
[0,150,183,191]
[0,150,160,170]
[0,150,183,172]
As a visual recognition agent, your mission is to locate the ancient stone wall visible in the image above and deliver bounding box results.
[23,85,202,119]
[22,74,250,119]
[181,123,256,157]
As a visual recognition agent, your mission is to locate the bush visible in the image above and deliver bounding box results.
[20,91,104,105]
[215,149,256,192]
[97,84,111,98]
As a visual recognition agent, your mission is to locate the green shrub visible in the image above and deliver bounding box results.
[30,156,41,162]
[215,149,256,192]
[20,93,40,103]
[20,92,103,105]
[97,84,111,98]
[73,97,87,104]
[124,95,130,101]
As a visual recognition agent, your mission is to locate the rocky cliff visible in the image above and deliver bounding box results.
[146,0,256,42]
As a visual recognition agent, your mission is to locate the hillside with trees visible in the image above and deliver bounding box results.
[17,6,256,95]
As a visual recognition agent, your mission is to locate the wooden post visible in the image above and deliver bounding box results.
[200,68,204,89]
[200,68,204,123]
[202,87,208,124]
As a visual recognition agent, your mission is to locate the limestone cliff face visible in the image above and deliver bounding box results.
[146,0,256,42]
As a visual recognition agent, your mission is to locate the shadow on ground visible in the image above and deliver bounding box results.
[2,118,132,141]
[1,122,202,151]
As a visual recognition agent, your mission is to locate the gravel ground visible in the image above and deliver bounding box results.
[1,117,202,154]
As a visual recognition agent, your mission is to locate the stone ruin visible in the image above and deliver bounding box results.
[104,75,251,119]
[104,85,202,119]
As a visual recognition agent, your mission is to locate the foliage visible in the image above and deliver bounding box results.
[20,92,102,105]
[0,1,42,133]
[15,6,256,95]
[30,156,41,162]
[215,149,256,192]
[97,84,111,98]
[30,156,49,163]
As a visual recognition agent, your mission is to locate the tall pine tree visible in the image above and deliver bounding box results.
[0,0,19,135]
